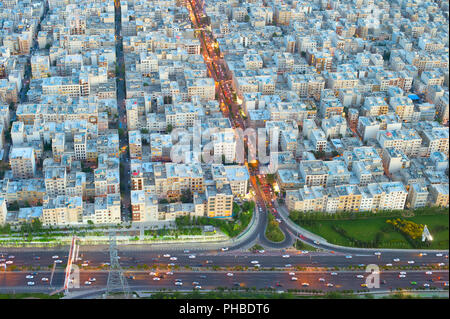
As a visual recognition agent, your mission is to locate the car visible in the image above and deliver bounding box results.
[175,282,183,286]
[361,284,368,287]
[444,282,449,287]
[289,272,296,276]
[250,260,259,264]
[188,255,196,259]
[5,261,13,265]
[345,255,352,259]
[386,263,393,267]
[226,273,234,277]
[423,283,430,287]
[438,263,445,266]
[163,254,171,258]
[89,278,96,282]
[436,253,443,257]
[149,272,156,276]
[374,252,381,256]
[291,277,298,281]
[175,279,182,282]
[326,283,334,287]
[319,278,325,282]
[407,260,415,264]
[221,247,229,251]
[275,219,282,223]
[393,258,400,262]
[153,277,161,281]
[282,255,290,258]
[192,281,199,285]
[356,275,364,279]
[8,256,15,259]
[55,260,63,264]
[302,283,310,287]
[128,276,135,280]
[27,282,35,286]
[81,263,88,266]
[168,263,175,266]
[399,275,406,278]
[330,272,338,276]
[313,241,320,245]
[258,250,265,253]
[84,281,92,285]
[41,278,49,282]
[169,257,178,261]
[194,285,202,289]
[52,255,59,259]
[183,250,190,253]
[426,271,433,275]
[166,272,173,275]
[419,253,428,256]
[400,271,407,275]
[285,264,292,267]
[358,264,366,267]
[410,281,417,285]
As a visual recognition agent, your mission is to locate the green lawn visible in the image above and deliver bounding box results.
[265,214,285,242]
[297,214,449,249]
[0,293,63,299]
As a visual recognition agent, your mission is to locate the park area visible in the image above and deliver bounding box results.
[290,208,449,249]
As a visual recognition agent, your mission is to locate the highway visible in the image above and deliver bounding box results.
[0,269,447,296]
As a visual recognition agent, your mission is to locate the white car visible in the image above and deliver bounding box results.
[438,263,445,266]
[188,255,196,259]
[221,247,229,252]
[319,278,325,282]
[41,278,49,282]
[420,253,428,256]
[5,261,13,265]
[436,253,443,257]
[183,250,190,253]
[89,278,96,282]
[25,275,34,279]
[345,255,352,259]
[289,272,296,276]
[169,257,178,261]
[282,255,290,258]
[291,277,298,281]
[52,255,59,259]
[326,283,334,287]
[250,260,259,264]
[153,277,161,281]
[356,275,364,279]
[425,271,433,275]
[27,282,35,286]
[163,254,171,258]
[393,258,400,262]
[194,285,202,289]
[175,282,183,286]
[149,272,156,276]
[55,260,63,264]
[166,272,173,275]
[192,281,200,285]
[275,219,282,223]
[330,272,338,276]
[399,275,406,278]
[386,263,393,267]
[84,281,92,285]
[302,283,310,287]
[226,273,234,277]
[400,272,407,275]
[423,283,430,288]
[285,264,292,267]
[374,252,381,256]
[81,263,88,267]
[258,250,265,253]
[407,260,415,264]
[8,256,15,259]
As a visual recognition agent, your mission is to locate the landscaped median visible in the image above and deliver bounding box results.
[265,213,285,243]
[289,207,449,249]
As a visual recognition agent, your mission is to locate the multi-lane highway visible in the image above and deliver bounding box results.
[1,269,448,296]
